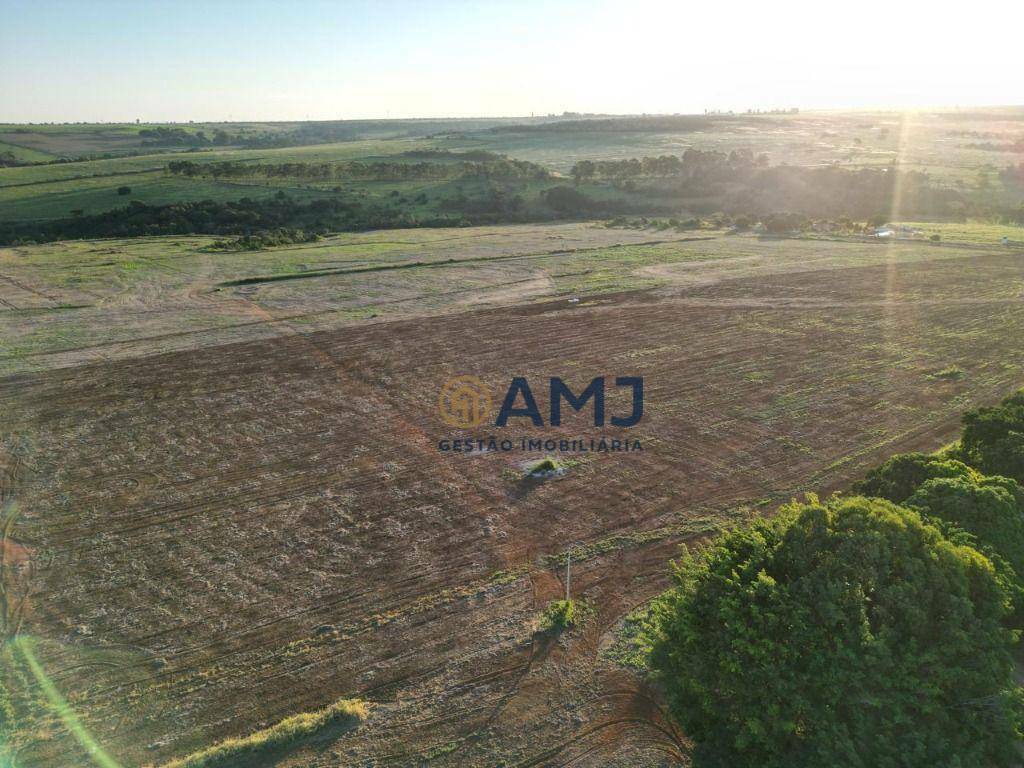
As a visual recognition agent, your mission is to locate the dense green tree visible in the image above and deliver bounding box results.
[904,475,1024,624]
[570,159,595,184]
[906,476,1024,573]
[648,496,1022,768]
[853,452,979,503]
[961,390,1024,482]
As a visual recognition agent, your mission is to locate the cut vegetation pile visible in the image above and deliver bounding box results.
[159,698,367,768]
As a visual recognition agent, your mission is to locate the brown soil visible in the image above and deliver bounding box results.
[4,251,1024,766]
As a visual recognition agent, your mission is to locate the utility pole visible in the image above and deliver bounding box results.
[565,549,571,602]
[563,540,583,602]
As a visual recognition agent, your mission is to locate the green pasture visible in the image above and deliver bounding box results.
[0,137,438,189]
[2,221,1016,376]
[0,140,56,163]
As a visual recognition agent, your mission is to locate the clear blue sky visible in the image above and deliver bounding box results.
[1,0,1020,122]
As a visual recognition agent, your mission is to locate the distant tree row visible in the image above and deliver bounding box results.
[734,165,970,219]
[166,156,550,182]
[572,151,972,219]
[0,190,551,246]
[139,126,241,147]
[439,182,526,215]
[0,196,371,244]
[571,149,768,182]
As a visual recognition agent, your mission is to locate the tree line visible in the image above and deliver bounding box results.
[571,149,769,182]
[563,150,978,219]
[139,127,241,147]
[0,191,552,246]
[166,155,550,182]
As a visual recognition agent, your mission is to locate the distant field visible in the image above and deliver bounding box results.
[0,125,154,157]
[0,137,436,187]
[0,139,56,163]
[0,173,349,221]
[900,220,1024,244]
[439,110,1024,183]
[0,139,453,223]
[0,116,553,160]
[3,109,1023,228]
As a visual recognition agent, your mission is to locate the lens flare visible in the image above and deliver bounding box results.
[13,637,121,768]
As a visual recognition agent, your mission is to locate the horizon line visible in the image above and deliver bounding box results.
[3,104,1024,126]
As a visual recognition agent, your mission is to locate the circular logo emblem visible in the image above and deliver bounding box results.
[438,376,492,428]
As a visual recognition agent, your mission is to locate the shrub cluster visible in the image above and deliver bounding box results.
[538,599,578,632]
[207,228,320,252]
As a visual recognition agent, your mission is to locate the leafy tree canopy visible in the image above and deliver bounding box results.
[906,475,1024,624]
[961,390,1024,482]
[853,451,980,503]
[648,496,1022,768]
[907,476,1024,572]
